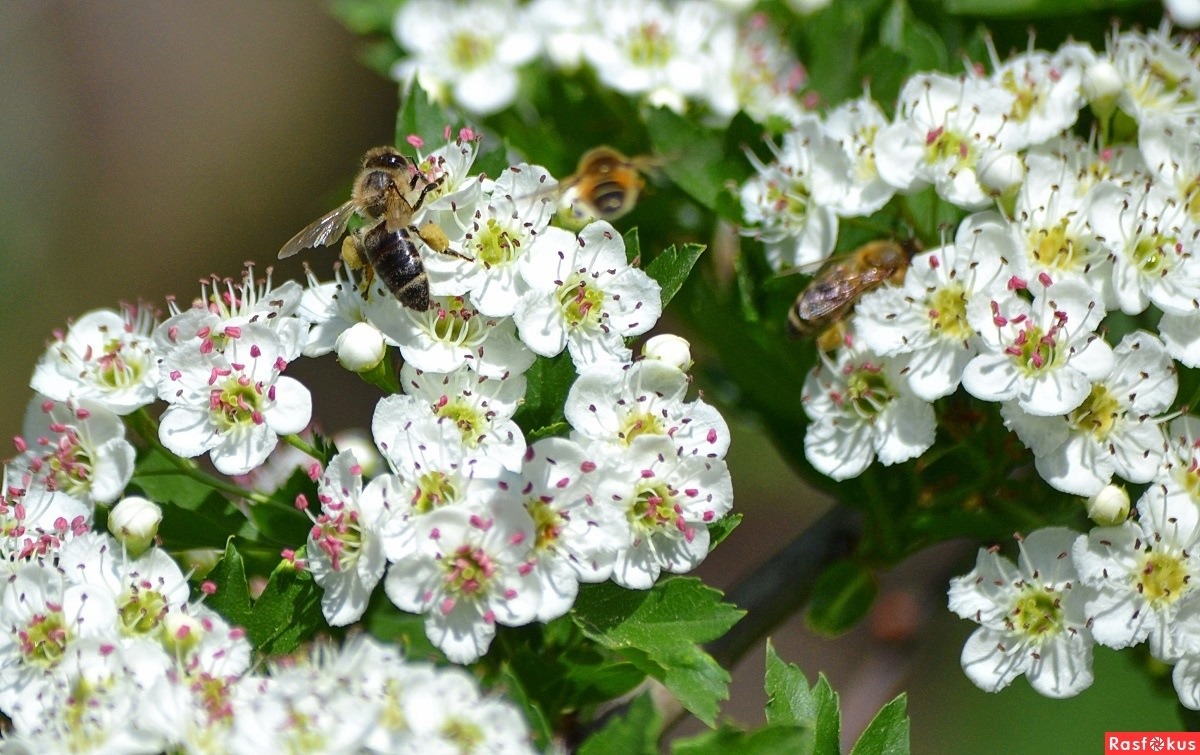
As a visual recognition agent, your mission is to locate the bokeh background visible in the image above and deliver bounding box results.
[0,2,1182,750]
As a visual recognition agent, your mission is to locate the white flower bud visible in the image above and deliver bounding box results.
[1166,0,1200,29]
[108,496,161,557]
[335,322,387,373]
[642,334,693,373]
[976,151,1025,196]
[331,429,385,478]
[1082,60,1123,108]
[1087,484,1129,527]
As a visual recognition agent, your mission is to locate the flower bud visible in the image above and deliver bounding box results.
[976,151,1025,196]
[1087,484,1129,527]
[1168,0,1200,28]
[642,334,693,373]
[331,429,385,478]
[335,322,387,373]
[1082,60,1122,118]
[108,496,161,558]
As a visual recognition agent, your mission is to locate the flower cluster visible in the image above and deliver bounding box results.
[390,0,810,122]
[0,491,532,751]
[6,133,736,746]
[782,25,1200,495]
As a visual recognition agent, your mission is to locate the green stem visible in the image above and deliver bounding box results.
[282,433,322,461]
[125,408,292,512]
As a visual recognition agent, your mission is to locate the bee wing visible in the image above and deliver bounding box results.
[277,201,358,259]
[795,267,890,321]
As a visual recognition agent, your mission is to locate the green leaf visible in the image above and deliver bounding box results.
[513,352,576,438]
[363,593,441,659]
[129,448,256,548]
[673,724,811,755]
[624,227,642,266]
[942,0,1142,16]
[203,540,253,629]
[764,643,840,755]
[246,557,325,655]
[849,695,910,755]
[328,0,400,34]
[646,243,706,310]
[578,693,660,755]
[644,107,730,213]
[707,513,741,550]
[498,664,556,749]
[244,467,320,546]
[571,578,744,725]
[395,85,455,157]
[807,560,878,636]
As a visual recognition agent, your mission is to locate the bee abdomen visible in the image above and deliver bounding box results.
[362,224,430,310]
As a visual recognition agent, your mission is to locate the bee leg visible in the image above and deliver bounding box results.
[408,173,444,213]
[416,221,474,262]
[341,235,375,296]
[816,321,849,353]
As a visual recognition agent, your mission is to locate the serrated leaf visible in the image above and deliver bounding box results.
[203,540,253,629]
[707,514,741,550]
[624,227,642,266]
[571,578,743,725]
[764,641,815,727]
[395,85,456,157]
[811,674,842,755]
[849,695,909,755]
[513,352,576,438]
[646,244,705,310]
[807,560,878,636]
[247,558,325,655]
[579,693,659,755]
[673,724,810,755]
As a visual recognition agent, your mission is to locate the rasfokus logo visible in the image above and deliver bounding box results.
[1106,733,1200,753]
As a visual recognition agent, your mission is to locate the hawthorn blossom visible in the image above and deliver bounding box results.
[948,528,1095,698]
[156,324,312,476]
[515,222,662,369]
[855,212,1012,400]
[1107,26,1200,122]
[988,44,1087,146]
[0,470,90,572]
[962,278,1112,417]
[383,499,539,664]
[305,451,394,626]
[1001,331,1176,496]
[31,305,159,416]
[801,337,936,481]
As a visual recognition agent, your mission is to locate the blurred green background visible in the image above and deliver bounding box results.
[0,1,1182,749]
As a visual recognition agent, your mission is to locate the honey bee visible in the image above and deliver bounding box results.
[278,146,466,310]
[787,239,920,350]
[555,146,661,227]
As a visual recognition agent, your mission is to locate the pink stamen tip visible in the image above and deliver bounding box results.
[1006,276,1027,291]
[1037,272,1053,287]
[201,581,217,595]
[407,134,425,149]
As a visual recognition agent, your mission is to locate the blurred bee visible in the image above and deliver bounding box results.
[787,239,920,351]
[554,146,662,228]
[278,146,466,310]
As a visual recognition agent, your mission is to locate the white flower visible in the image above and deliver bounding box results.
[1174,656,1200,710]
[703,15,806,125]
[0,562,121,713]
[1108,27,1200,121]
[740,118,845,271]
[392,362,527,472]
[855,212,1012,400]
[425,164,558,318]
[822,94,897,215]
[989,44,1087,146]
[962,278,1112,416]
[0,471,90,572]
[383,499,539,664]
[1000,330,1176,496]
[801,337,935,481]
[297,263,398,360]
[519,438,629,620]
[1143,417,1200,535]
[306,451,392,627]
[14,395,135,506]
[154,264,307,363]
[1072,491,1200,662]
[372,294,536,379]
[598,436,733,590]
[515,222,662,369]
[948,528,1095,698]
[875,72,1019,209]
[1087,177,1200,317]
[581,0,726,113]
[391,0,540,116]
[564,359,730,459]
[156,323,312,476]
[31,305,159,416]
[397,665,537,754]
